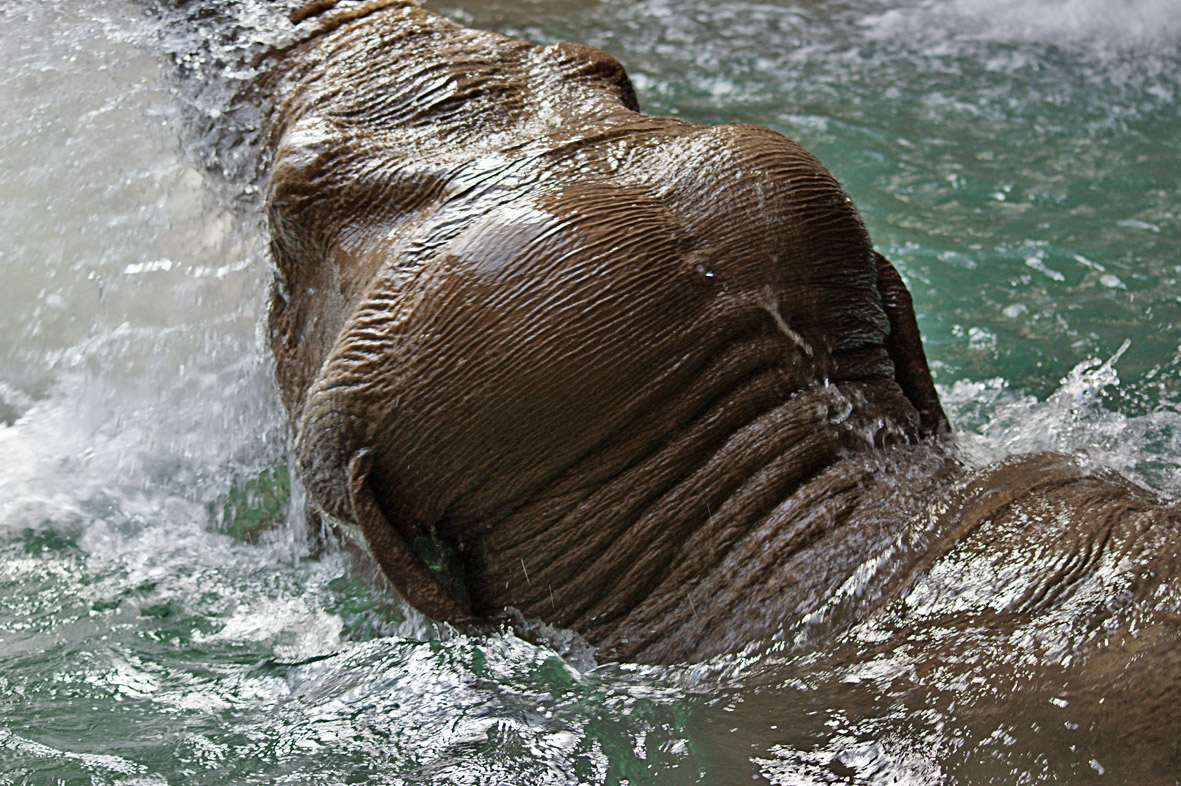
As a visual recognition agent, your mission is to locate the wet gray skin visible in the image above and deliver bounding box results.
[147,0,1181,780]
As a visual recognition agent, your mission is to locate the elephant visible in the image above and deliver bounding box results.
[260,2,1181,749]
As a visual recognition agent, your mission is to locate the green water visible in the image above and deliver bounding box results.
[1,0,1179,783]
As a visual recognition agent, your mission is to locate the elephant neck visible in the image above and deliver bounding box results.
[457,376,956,664]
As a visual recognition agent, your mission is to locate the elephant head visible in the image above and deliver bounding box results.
[262,0,953,664]
[257,1,1181,680]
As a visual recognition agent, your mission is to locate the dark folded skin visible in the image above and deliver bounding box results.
[260,5,1179,767]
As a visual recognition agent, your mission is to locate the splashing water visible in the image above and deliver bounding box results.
[2,0,1180,783]
[947,339,1181,492]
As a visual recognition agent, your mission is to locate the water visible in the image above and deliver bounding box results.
[1,0,1179,782]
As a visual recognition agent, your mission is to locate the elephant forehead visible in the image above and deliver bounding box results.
[340,122,888,428]
[424,122,872,286]
[388,147,824,362]
[295,116,893,529]
[382,186,710,412]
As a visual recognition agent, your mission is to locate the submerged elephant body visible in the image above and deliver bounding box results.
[262,0,1181,716]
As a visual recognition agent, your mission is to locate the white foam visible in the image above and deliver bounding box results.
[861,0,1181,50]
[945,340,1181,493]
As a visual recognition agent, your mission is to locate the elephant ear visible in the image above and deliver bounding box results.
[347,450,474,624]
[875,252,950,438]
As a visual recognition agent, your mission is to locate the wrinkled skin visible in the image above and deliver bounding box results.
[263,3,1180,758]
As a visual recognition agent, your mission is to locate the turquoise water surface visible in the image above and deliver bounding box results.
[2,0,1179,783]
